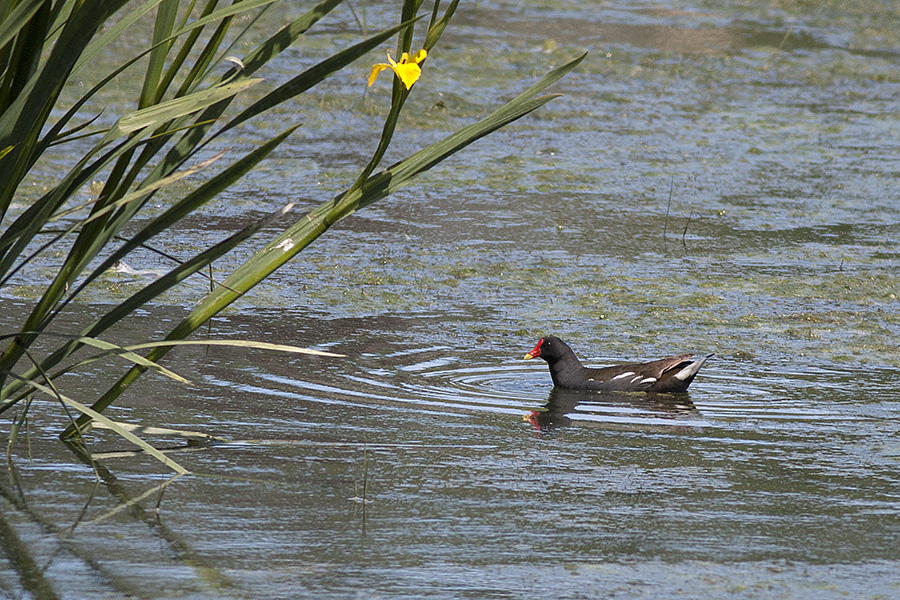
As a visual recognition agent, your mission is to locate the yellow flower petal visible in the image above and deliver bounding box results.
[410,49,427,64]
[368,63,390,87]
[393,62,422,89]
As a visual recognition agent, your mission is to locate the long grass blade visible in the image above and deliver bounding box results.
[140,0,179,107]
[54,339,343,387]
[0,0,45,52]
[240,0,344,75]
[0,332,192,385]
[107,339,345,357]
[108,78,262,140]
[7,375,188,474]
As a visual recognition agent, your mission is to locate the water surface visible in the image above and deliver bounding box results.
[2,1,900,598]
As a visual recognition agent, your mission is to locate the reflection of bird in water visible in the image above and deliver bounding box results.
[525,387,699,432]
[524,336,711,393]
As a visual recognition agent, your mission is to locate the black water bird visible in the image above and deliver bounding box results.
[524,335,710,393]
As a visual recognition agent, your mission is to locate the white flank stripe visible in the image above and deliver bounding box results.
[674,361,700,381]
[610,372,635,381]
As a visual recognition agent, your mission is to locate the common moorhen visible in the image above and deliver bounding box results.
[524,336,709,393]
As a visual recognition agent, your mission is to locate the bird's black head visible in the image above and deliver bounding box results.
[523,335,571,364]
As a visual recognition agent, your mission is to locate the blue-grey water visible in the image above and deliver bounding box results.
[2,1,900,598]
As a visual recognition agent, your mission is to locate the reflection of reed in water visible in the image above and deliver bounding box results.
[526,388,698,432]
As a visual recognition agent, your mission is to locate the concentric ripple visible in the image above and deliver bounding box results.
[205,347,882,434]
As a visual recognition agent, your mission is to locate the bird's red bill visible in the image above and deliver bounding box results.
[523,338,544,360]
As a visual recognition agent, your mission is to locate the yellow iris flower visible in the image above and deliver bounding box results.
[367,49,427,90]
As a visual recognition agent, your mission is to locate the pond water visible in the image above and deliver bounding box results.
[3,1,900,598]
